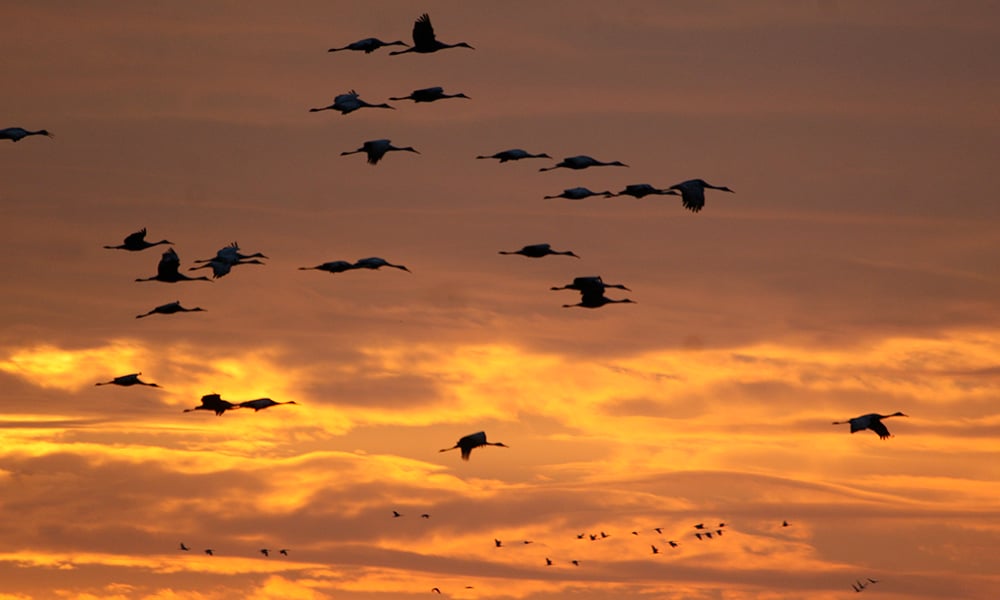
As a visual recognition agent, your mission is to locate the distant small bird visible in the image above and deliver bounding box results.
[204,549,214,556]
[279,549,289,556]
[389,86,470,103]
[299,260,356,274]
[499,243,579,259]
[782,520,790,527]
[576,533,585,539]
[852,582,863,593]
[610,183,680,199]
[95,373,159,388]
[183,393,239,416]
[523,540,533,545]
[309,90,393,115]
[393,511,403,518]
[668,178,735,213]
[341,139,419,165]
[543,187,613,200]
[651,545,660,554]
[439,431,508,461]
[494,539,502,548]
[653,528,663,534]
[715,530,724,536]
[539,155,628,172]
[135,300,206,319]
[328,37,408,54]
[238,398,297,412]
[705,532,713,539]
[104,227,172,251]
[431,589,442,595]
[718,523,726,528]
[136,248,212,283]
[476,149,551,163]
[667,540,678,548]
[694,524,705,530]
[631,531,639,536]
[0,127,53,142]
[390,13,474,55]
[600,532,609,539]
[353,256,411,272]
[695,533,703,540]
[260,548,269,557]
[179,543,190,551]
[832,412,908,439]
[551,276,630,294]
[545,558,552,566]
[561,293,635,309]
[421,514,431,519]
[589,534,597,541]
[571,560,580,566]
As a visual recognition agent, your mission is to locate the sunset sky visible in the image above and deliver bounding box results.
[2,1,1000,598]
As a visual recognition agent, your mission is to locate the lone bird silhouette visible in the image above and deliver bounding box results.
[136,248,212,283]
[1,127,53,142]
[539,155,628,172]
[543,187,613,200]
[309,90,394,115]
[476,149,551,163]
[668,179,735,213]
[499,243,579,259]
[135,301,205,319]
[328,37,408,54]
[832,412,908,439]
[440,431,508,461]
[260,548,270,557]
[610,184,680,199]
[353,257,411,272]
[183,393,239,416]
[95,373,159,388]
[104,227,172,251]
[238,398,298,412]
[341,139,419,165]
[390,14,474,55]
[179,543,190,551]
[390,86,469,103]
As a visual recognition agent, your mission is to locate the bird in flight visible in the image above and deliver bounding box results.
[832,412,908,439]
[494,539,502,548]
[476,149,551,163]
[95,373,159,388]
[341,139,419,165]
[353,256,411,272]
[204,549,214,556]
[499,243,579,259]
[279,549,289,556]
[104,227,172,251]
[551,276,630,294]
[390,14,474,55]
[393,511,403,518]
[309,90,394,115]
[668,178,735,213]
[328,37,408,54]
[440,431,508,461]
[179,542,190,551]
[0,127,53,142]
[562,292,635,309]
[136,248,212,283]
[238,398,297,412]
[389,86,470,103]
[299,260,356,274]
[135,300,205,319]
[183,394,240,416]
[610,183,680,199]
[260,548,270,557]
[190,242,268,278]
[539,155,628,172]
[543,187,613,200]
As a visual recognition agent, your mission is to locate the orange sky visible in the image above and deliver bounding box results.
[2,2,999,599]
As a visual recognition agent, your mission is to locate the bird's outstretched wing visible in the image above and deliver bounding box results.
[123,228,147,245]
[869,420,891,439]
[413,13,437,46]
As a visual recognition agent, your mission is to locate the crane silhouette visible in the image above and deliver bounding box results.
[539,155,628,172]
[610,184,680,199]
[190,257,265,279]
[193,242,268,265]
[238,398,298,411]
[499,243,579,259]
[551,276,630,293]
[1,127,53,142]
[543,187,613,200]
[95,373,159,388]
[669,179,735,213]
[183,394,239,416]
[476,149,551,163]
[341,139,419,165]
[104,228,172,251]
[390,14,474,55]
[135,301,206,319]
[179,542,190,551]
[309,90,394,115]
[832,412,908,439]
[299,260,356,274]
[390,86,470,103]
[260,548,270,557]
[353,257,411,272]
[328,37,408,54]
[439,431,508,460]
[136,248,212,283]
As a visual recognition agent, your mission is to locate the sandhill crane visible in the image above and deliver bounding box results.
[392,511,403,518]
[589,534,597,541]
[562,292,635,309]
[694,524,705,529]
[653,528,663,534]
[238,397,297,412]
[390,14,474,55]
[183,393,239,416]
[695,533,704,540]
[260,548,270,557]
[539,155,628,172]
[279,549,289,556]
[576,533,585,539]
[299,260,356,274]
[667,540,678,548]
[190,257,265,279]
[390,86,470,103]
[832,412,908,439]
[498,243,579,259]
[610,184,679,199]
[668,179,735,213]
[431,588,442,594]
[353,256,411,272]
[494,539,502,548]
[179,543,190,551]
[421,514,430,519]
[341,139,419,165]
[543,187,613,200]
[651,545,660,554]
[782,520,790,527]
[551,276,630,294]
[204,549,214,556]
[328,37,408,54]
[135,301,206,319]
[571,560,580,566]
[439,431,508,461]
[104,228,172,251]
[193,242,268,265]
[136,248,212,283]
[476,149,551,163]
[1,127,53,142]
[95,373,159,388]
[545,558,552,566]
[309,90,394,115]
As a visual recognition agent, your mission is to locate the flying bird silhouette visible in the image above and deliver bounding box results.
[389,86,470,103]
[299,260,357,274]
[539,155,628,172]
[440,431,508,461]
[95,373,159,388]
[238,398,298,412]
[279,549,289,556]
[183,394,239,416]
[353,257,411,272]
[104,227,172,251]
[193,242,268,265]
[341,139,419,165]
[0,127,53,142]
[390,14,474,55]
[499,243,579,259]
[610,184,680,199]
[668,179,735,213]
[476,149,551,163]
[136,248,212,283]
[135,301,206,319]
[328,37,408,54]
[309,90,394,114]
[260,548,270,557]
[204,549,214,556]
[832,412,908,439]
[179,543,190,551]
[551,276,630,294]
[543,187,613,200]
